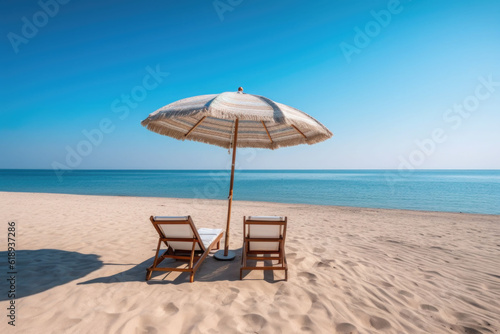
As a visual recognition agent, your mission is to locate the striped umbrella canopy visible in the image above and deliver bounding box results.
[141,88,332,260]
[141,88,332,149]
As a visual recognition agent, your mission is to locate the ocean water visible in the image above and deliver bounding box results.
[0,169,499,215]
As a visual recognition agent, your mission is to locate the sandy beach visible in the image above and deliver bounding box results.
[0,191,499,334]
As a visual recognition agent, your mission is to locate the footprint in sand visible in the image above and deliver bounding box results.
[314,261,331,268]
[242,314,267,332]
[343,260,359,267]
[118,315,154,333]
[244,296,263,309]
[274,284,292,300]
[61,318,82,330]
[294,257,306,263]
[222,288,240,306]
[296,314,316,332]
[313,247,326,253]
[335,323,358,334]
[462,327,483,334]
[369,316,391,330]
[298,271,318,282]
[420,304,438,312]
[162,302,179,316]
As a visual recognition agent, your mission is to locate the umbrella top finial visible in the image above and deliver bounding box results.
[238,87,243,93]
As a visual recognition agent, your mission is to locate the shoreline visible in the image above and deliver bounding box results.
[1,191,499,333]
[1,190,498,217]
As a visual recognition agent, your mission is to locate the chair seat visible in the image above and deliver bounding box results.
[247,216,285,221]
[154,216,189,221]
[198,228,223,249]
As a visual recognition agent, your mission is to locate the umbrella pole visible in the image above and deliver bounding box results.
[214,119,239,261]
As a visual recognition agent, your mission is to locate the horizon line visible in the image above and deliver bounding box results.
[1,168,499,171]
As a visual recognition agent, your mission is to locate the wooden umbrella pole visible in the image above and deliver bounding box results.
[224,118,239,256]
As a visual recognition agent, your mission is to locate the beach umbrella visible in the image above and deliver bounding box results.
[141,87,332,260]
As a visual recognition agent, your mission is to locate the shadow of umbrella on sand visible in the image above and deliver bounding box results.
[0,249,102,301]
[141,87,332,260]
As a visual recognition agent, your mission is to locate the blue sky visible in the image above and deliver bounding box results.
[1,0,499,170]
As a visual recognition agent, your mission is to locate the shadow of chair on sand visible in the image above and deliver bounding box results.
[78,247,283,285]
[0,249,102,301]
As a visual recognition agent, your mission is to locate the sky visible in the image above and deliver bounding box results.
[1,0,499,170]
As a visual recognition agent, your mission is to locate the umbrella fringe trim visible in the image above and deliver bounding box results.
[142,110,333,138]
[142,121,331,150]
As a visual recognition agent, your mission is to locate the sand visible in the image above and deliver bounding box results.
[0,191,499,334]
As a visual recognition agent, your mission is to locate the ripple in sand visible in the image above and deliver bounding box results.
[380,281,394,288]
[459,295,489,310]
[369,298,389,313]
[398,290,414,298]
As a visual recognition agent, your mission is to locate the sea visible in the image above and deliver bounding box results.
[0,169,499,215]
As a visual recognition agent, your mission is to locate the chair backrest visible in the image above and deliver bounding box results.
[244,216,287,251]
[150,216,205,251]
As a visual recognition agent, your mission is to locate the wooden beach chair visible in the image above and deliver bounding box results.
[146,216,223,282]
[240,216,288,281]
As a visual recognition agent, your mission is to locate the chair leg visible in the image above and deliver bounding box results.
[240,269,243,280]
[190,272,194,283]
[146,239,163,281]
[284,255,288,281]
